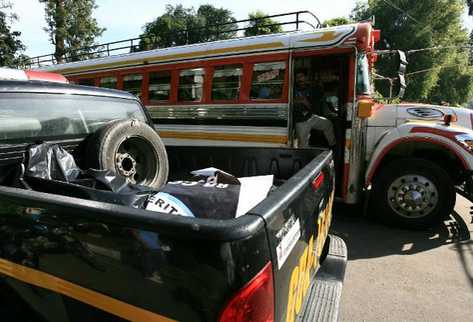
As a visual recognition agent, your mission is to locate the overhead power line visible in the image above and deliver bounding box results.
[377,44,473,56]
[407,45,473,54]
[405,63,472,77]
[380,0,437,37]
[381,0,421,25]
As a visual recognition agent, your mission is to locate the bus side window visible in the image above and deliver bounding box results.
[211,64,243,101]
[250,62,286,100]
[149,71,171,102]
[178,68,205,102]
[123,74,143,99]
[77,78,95,87]
[99,76,117,89]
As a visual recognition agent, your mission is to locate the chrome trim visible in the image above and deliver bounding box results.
[155,124,288,135]
[346,48,364,204]
[161,138,285,147]
[288,51,295,146]
[147,104,288,120]
[406,107,444,119]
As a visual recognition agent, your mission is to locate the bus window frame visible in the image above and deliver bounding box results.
[176,67,207,104]
[147,69,173,104]
[121,72,145,100]
[247,60,289,104]
[209,64,244,104]
[98,75,118,89]
[75,77,97,87]
[66,52,290,106]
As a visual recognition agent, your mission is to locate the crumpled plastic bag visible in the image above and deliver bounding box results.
[25,143,81,182]
[23,143,154,208]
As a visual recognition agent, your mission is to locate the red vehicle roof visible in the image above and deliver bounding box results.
[25,70,68,83]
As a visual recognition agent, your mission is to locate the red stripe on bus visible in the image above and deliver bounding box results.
[366,136,469,185]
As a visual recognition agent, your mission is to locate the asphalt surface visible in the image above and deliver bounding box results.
[332,195,473,322]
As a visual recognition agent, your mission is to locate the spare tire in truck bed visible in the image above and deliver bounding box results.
[86,119,169,189]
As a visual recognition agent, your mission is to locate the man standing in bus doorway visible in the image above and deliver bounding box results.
[293,71,336,148]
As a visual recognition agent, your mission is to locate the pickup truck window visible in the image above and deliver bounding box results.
[0,93,146,141]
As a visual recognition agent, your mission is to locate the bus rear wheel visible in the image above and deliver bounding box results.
[371,158,455,229]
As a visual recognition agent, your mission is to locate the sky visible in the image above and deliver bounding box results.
[7,0,473,57]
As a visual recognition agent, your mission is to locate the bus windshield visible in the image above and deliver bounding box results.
[0,93,147,141]
[356,53,372,95]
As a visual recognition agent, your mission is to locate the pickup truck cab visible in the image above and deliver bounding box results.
[0,78,346,322]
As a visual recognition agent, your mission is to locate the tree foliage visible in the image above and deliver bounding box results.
[39,0,105,63]
[0,1,26,67]
[470,30,473,65]
[352,0,473,106]
[323,17,352,27]
[139,4,237,50]
[244,11,283,37]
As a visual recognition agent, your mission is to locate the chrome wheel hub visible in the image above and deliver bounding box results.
[387,174,438,219]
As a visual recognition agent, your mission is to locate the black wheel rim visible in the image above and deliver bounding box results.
[115,136,158,185]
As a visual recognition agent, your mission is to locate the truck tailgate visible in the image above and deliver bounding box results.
[248,150,338,322]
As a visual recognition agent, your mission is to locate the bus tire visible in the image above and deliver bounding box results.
[371,158,455,229]
[87,119,169,189]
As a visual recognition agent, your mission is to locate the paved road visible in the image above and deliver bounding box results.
[332,195,473,322]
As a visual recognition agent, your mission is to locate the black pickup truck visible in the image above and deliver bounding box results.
[0,80,346,322]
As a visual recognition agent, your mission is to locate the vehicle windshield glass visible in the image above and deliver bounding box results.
[356,53,372,95]
[0,93,147,142]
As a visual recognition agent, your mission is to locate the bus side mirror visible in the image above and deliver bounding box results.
[396,50,407,99]
[373,49,408,100]
[358,100,375,118]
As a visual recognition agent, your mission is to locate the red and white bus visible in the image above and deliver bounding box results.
[35,14,473,228]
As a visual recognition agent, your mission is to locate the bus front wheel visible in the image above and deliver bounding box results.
[371,158,455,229]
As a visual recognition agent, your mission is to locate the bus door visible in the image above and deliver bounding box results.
[290,52,352,197]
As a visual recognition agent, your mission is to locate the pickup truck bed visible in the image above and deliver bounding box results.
[0,81,346,322]
[0,144,345,322]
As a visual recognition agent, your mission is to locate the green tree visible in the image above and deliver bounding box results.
[195,5,237,41]
[139,4,237,50]
[0,1,26,67]
[39,0,105,63]
[323,17,352,27]
[352,0,473,105]
[244,11,283,37]
[469,30,473,65]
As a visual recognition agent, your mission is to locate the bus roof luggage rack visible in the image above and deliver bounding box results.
[26,11,321,68]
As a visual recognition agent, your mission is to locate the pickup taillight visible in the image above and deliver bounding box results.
[219,262,274,322]
[311,171,325,191]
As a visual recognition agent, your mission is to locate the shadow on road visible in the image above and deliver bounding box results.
[331,208,471,260]
[331,205,473,290]
[450,211,473,290]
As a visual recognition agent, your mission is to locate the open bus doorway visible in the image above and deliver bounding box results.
[292,54,350,194]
